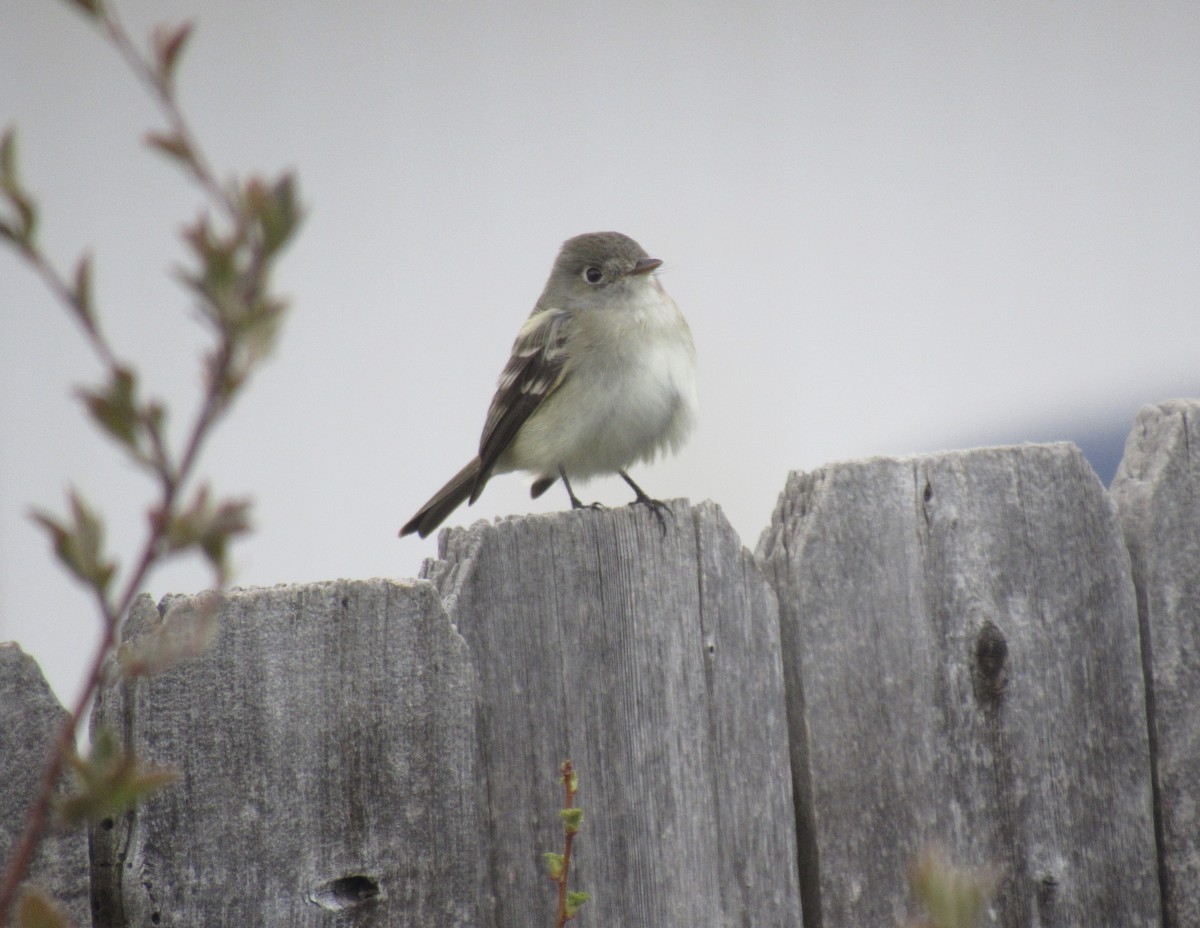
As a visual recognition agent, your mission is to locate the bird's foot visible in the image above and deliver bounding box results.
[560,467,606,511]
[619,470,671,536]
[631,495,671,535]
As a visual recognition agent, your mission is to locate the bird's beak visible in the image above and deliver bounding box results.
[629,257,663,276]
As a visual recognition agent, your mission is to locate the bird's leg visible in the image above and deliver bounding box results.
[618,470,671,535]
[560,467,605,511]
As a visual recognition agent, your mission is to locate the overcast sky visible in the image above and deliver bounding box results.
[3,0,1198,707]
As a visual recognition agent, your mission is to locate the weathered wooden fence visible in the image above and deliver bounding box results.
[2,399,1196,927]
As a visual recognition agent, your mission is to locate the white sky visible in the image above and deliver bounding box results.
[3,0,1198,707]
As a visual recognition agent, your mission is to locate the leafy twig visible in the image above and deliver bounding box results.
[0,2,301,922]
[543,760,591,927]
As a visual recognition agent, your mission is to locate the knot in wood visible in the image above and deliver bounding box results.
[308,874,381,911]
[972,620,1008,705]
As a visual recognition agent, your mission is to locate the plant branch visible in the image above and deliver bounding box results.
[18,245,117,370]
[0,3,300,921]
[547,760,589,927]
[101,7,232,214]
[0,593,118,919]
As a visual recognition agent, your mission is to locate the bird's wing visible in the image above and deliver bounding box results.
[472,307,574,500]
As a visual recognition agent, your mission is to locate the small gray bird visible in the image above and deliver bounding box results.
[400,231,697,538]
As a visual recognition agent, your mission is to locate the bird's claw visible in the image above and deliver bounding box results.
[631,495,671,536]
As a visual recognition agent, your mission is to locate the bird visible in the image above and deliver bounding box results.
[399,231,697,538]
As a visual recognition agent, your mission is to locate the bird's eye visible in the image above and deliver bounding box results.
[583,266,603,284]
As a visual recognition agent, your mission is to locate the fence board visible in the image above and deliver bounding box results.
[1112,399,1200,928]
[424,499,802,927]
[757,444,1161,927]
[0,644,90,925]
[89,580,481,927]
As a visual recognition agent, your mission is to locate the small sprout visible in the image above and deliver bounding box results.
[543,852,564,881]
[559,807,584,835]
[548,760,589,927]
[564,891,591,919]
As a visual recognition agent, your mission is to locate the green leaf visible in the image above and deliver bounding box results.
[257,173,302,256]
[559,807,584,834]
[152,21,194,85]
[145,130,193,165]
[0,127,16,183]
[0,128,37,248]
[57,728,178,826]
[72,252,96,326]
[227,297,288,386]
[542,852,564,881]
[30,490,117,595]
[564,891,591,918]
[77,365,140,448]
[15,889,71,928]
[161,485,252,576]
[177,213,244,327]
[14,195,37,245]
[1,184,38,248]
[141,399,168,466]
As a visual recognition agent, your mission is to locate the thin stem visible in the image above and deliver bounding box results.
[0,338,232,914]
[19,243,118,369]
[0,348,226,919]
[0,322,228,928]
[555,760,578,928]
[0,593,117,917]
[102,7,233,215]
[0,8,253,922]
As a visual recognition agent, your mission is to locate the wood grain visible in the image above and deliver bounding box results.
[90,579,481,927]
[757,443,1161,927]
[1112,399,1200,928]
[425,499,802,927]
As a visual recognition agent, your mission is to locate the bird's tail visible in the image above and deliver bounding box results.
[399,458,482,538]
